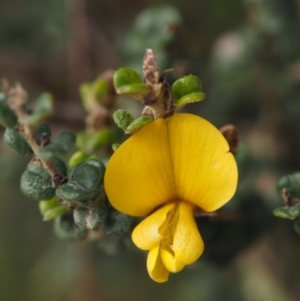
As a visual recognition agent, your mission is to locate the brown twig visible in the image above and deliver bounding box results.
[142,49,174,119]
[6,82,65,187]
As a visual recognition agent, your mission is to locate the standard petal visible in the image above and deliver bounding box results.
[171,202,204,265]
[167,113,238,212]
[147,246,170,283]
[132,203,175,250]
[104,119,176,216]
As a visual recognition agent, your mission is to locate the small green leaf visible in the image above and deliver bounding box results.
[85,158,105,171]
[73,186,104,207]
[93,78,109,102]
[68,150,90,168]
[27,93,54,126]
[273,203,300,220]
[172,75,205,108]
[126,116,153,133]
[80,78,109,111]
[112,143,120,151]
[20,158,67,201]
[73,205,108,229]
[87,128,111,150]
[277,173,300,198]
[39,196,68,221]
[0,93,18,128]
[35,122,52,139]
[76,131,89,149]
[113,109,134,130]
[3,127,33,155]
[101,210,135,235]
[56,161,102,202]
[54,212,87,241]
[113,68,143,89]
[113,68,150,100]
[175,92,206,109]
[116,83,150,96]
[294,218,300,234]
[79,83,92,111]
[38,130,76,159]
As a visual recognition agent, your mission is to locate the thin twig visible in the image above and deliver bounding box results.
[6,82,65,187]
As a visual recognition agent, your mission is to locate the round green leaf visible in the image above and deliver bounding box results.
[116,83,150,95]
[54,213,87,241]
[39,196,68,221]
[73,205,108,229]
[113,109,134,130]
[126,116,153,133]
[93,78,109,102]
[35,122,52,139]
[3,128,33,156]
[38,130,76,159]
[0,93,18,128]
[113,68,143,90]
[20,158,67,201]
[273,203,300,220]
[101,210,135,235]
[76,131,89,150]
[172,75,202,100]
[73,187,104,207]
[27,93,54,126]
[87,128,111,150]
[175,92,206,109]
[68,150,90,168]
[172,75,205,108]
[56,161,102,202]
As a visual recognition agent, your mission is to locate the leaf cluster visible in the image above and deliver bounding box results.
[0,86,134,243]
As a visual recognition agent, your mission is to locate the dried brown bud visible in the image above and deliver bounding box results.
[143,49,159,85]
[141,49,174,119]
[220,124,239,155]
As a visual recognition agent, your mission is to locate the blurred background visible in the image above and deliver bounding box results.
[1,0,300,300]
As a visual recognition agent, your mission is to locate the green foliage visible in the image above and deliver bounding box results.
[273,204,300,220]
[277,173,300,198]
[113,68,150,100]
[113,109,134,131]
[27,93,53,126]
[274,173,300,233]
[68,150,90,168]
[0,92,17,128]
[74,187,104,207]
[112,143,120,152]
[38,130,76,159]
[39,196,69,221]
[20,158,67,201]
[3,128,33,155]
[35,122,52,139]
[172,75,206,109]
[80,78,109,111]
[113,109,153,133]
[53,212,87,241]
[126,116,153,133]
[55,159,105,203]
[73,205,108,229]
[76,128,114,152]
[102,210,135,235]
[3,122,53,156]
[294,218,300,234]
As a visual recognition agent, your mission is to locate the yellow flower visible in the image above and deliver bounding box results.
[104,113,238,282]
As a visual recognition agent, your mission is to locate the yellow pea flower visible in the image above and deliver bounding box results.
[104,113,238,283]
